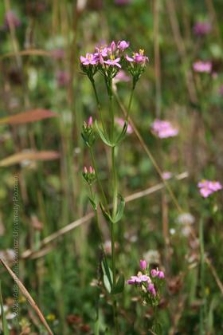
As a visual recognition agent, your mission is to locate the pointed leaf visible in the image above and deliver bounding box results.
[115,121,127,145]
[88,196,97,210]
[0,150,60,167]
[101,260,113,293]
[100,202,113,223]
[112,194,125,223]
[0,109,57,125]
[111,274,125,295]
[95,121,114,147]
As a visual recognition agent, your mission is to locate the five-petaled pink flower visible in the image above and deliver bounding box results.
[126,49,149,65]
[151,119,179,138]
[127,273,150,285]
[104,56,121,68]
[80,53,97,65]
[193,61,212,73]
[198,180,222,198]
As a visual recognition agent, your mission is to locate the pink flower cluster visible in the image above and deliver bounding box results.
[193,21,211,36]
[193,61,212,73]
[151,119,179,138]
[198,180,222,198]
[80,40,148,72]
[127,260,165,298]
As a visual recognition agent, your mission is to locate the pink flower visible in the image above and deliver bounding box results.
[158,271,165,279]
[80,53,98,65]
[114,70,131,83]
[126,49,149,65]
[127,273,150,285]
[198,180,222,198]
[162,171,172,180]
[150,268,165,278]
[193,22,211,36]
[4,11,20,29]
[94,46,109,58]
[139,260,147,270]
[151,119,179,138]
[104,57,121,68]
[193,61,212,73]
[115,118,133,134]
[117,40,130,51]
[151,269,158,277]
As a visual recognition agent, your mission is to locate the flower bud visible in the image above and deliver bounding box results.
[139,259,147,270]
[158,271,165,279]
[82,166,96,185]
[148,283,156,296]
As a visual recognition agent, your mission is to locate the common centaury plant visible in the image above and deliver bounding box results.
[80,40,165,333]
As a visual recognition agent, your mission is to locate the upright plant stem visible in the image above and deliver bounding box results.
[199,218,206,335]
[91,79,107,136]
[89,148,108,209]
[109,85,119,334]
[127,87,135,120]
[154,0,162,118]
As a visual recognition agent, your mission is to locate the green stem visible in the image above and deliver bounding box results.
[91,79,107,136]
[89,147,108,209]
[199,218,206,335]
[112,146,118,219]
[127,87,135,120]
[109,85,119,335]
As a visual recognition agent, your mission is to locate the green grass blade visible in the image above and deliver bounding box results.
[0,280,10,335]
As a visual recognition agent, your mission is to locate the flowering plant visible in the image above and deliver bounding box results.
[198,180,222,198]
[127,260,165,307]
[80,41,149,333]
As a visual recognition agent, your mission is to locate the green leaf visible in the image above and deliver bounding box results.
[95,121,115,147]
[115,121,127,145]
[101,259,113,293]
[100,203,113,223]
[111,274,125,295]
[0,281,10,335]
[112,194,125,223]
[88,196,97,210]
